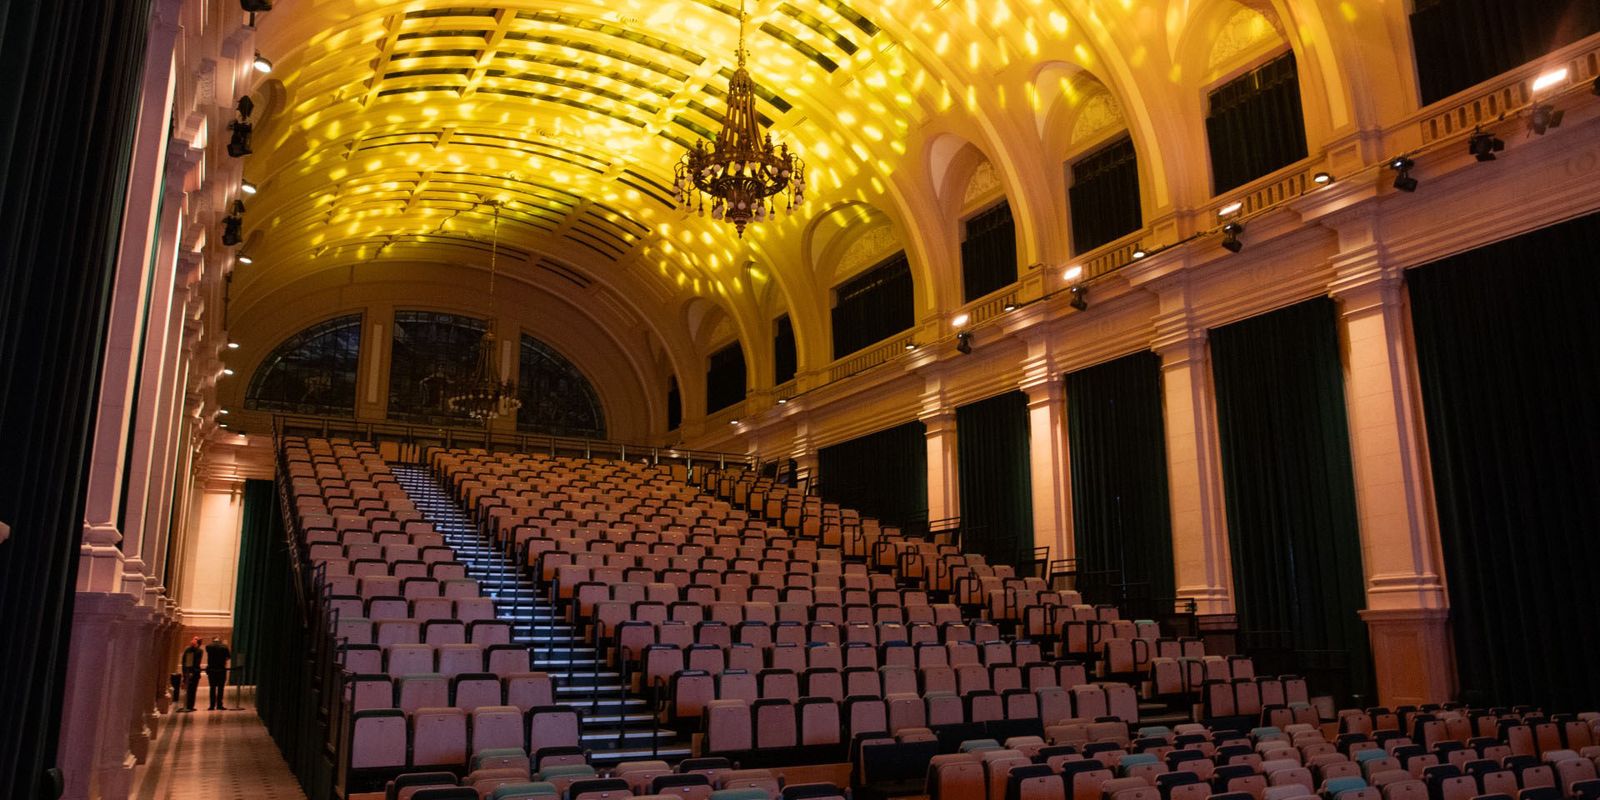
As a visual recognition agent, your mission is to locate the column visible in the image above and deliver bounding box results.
[1018,334,1072,563]
[919,387,959,524]
[1148,278,1234,615]
[1328,211,1453,705]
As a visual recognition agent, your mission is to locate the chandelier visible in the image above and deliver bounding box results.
[446,200,522,423]
[673,0,805,236]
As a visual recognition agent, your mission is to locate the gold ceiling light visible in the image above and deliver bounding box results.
[447,199,523,424]
[674,0,806,237]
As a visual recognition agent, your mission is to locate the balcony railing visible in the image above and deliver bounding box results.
[827,333,916,383]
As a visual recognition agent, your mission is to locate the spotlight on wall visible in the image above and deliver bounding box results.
[221,200,245,246]
[219,423,229,429]
[236,252,254,265]
[951,312,971,328]
[1221,222,1245,254]
[227,341,241,350]
[1313,172,1333,185]
[729,419,740,426]
[1069,286,1089,312]
[1532,67,1570,95]
[1529,102,1564,135]
[252,52,273,74]
[1062,264,1084,283]
[903,342,917,351]
[1130,245,1148,260]
[955,332,973,355]
[240,0,273,11]
[227,121,253,158]
[776,397,788,405]
[1003,301,1018,312]
[219,409,230,415]
[241,180,258,195]
[1390,157,1418,192]
[1468,128,1505,162]
[1217,201,1243,219]
[222,368,236,376]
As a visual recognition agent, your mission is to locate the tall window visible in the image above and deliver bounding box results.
[705,341,746,413]
[387,311,487,425]
[831,252,914,359]
[1411,0,1600,106]
[667,376,682,430]
[516,334,605,438]
[1206,50,1308,194]
[1069,135,1142,253]
[960,201,1018,302]
[245,314,362,416]
[773,314,797,385]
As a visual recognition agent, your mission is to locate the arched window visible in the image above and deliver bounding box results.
[244,314,362,416]
[517,334,606,438]
[388,311,487,425]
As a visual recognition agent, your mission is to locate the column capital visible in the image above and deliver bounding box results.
[1020,375,1063,407]
[917,406,957,432]
[78,522,126,593]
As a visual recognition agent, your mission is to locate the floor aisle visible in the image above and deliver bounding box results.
[132,690,306,800]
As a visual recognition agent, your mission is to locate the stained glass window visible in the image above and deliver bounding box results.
[388,311,488,425]
[245,314,362,416]
[517,334,606,438]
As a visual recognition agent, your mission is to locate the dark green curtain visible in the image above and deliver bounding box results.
[705,341,747,413]
[773,315,797,385]
[1410,0,1600,106]
[1066,352,1176,601]
[1408,211,1600,710]
[960,201,1018,302]
[1210,298,1372,704]
[832,252,915,359]
[956,392,1034,567]
[817,421,927,531]
[1206,51,1308,194]
[1069,136,1142,254]
[0,0,155,795]
[230,480,279,686]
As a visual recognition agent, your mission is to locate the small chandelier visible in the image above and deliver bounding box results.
[446,200,522,423]
[674,0,805,237]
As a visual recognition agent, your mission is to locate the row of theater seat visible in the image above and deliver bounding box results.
[383,755,845,800]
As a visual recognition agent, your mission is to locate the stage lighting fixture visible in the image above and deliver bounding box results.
[241,180,257,195]
[1390,157,1418,192]
[222,368,235,376]
[226,341,240,350]
[1529,102,1564,135]
[776,398,788,405]
[1468,128,1504,161]
[1069,286,1089,311]
[252,53,273,74]
[236,253,254,265]
[240,0,273,11]
[1221,222,1245,254]
[903,342,917,351]
[1003,302,1017,312]
[955,332,972,355]
[1313,172,1333,185]
[227,121,253,158]
[1062,265,1084,283]
[951,312,970,328]
[1131,245,1148,260]
[221,216,243,246]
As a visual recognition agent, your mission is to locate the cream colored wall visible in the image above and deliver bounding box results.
[174,481,246,629]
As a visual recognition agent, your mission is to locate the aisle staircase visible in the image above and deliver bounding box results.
[389,464,691,765]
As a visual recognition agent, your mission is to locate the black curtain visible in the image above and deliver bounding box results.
[956,392,1034,567]
[1408,211,1600,710]
[1065,352,1176,601]
[1069,136,1142,254]
[667,377,682,430]
[0,0,155,796]
[832,252,915,359]
[773,314,797,385]
[1410,0,1600,106]
[1206,51,1309,194]
[1210,298,1372,704]
[817,421,927,531]
[960,201,1019,302]
[705,341,747,413]
[230,480,279,687]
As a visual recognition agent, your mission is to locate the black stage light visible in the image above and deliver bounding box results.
[1069,286,1089,311]
[240,0,272,11]
[221,215,243,246]
[1529,102,1564,135]
[227,121,253,157]
[1390,156,1418,192]
[1221,222,1245,253]
[955,332,972,355]
[1468,128,1504,162]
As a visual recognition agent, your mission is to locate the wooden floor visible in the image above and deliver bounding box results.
[133,690,306,800]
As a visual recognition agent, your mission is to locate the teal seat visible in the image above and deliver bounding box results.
[1138,726,1173,739]
[959,738,1002,753]
[488,782,557,800]
[533,764,595,781]
[472,748,529,771]
[1120,753,1159,774]
[1323,776,1369,797]
[1354,749,1389,763]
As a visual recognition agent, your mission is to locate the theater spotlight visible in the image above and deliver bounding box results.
[1390,157,1418,192]
[1003,302,1018,312]
[951,312,971,328]
[1529,102,1564,135]
[1069,286,1089,312]
[240,0,273,11]
[1130,245,1148,260]
[252,52,273,74]
[955,332,973,355]
[1221,222,1245,254]
[227,121,253,157]
[236,253,254,265]
[222,368,236,376]
[1313,172,1333,185]
[1468,128,1504,162]
[903,342,917,351]
[1062,264,1084,283]
[221,200,245,245]
[241,180,258,195]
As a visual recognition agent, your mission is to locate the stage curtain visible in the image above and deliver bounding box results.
[957,392,1035,567]
[1065,352,1176,601]
[832,252,915,359]
[1410,0,1600,106]
[1210,298,1372,704]
[0,0,155,795]
[1206,51,1308,194]
[1408,211,1600,709]
[705,341,747,413]
[1069,136,1142,254]
[960,201,1019,302]
[229,480,278,687]
[817,421,928,532]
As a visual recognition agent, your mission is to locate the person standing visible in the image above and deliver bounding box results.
[179,638,203,712]
[204,637,232,711]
